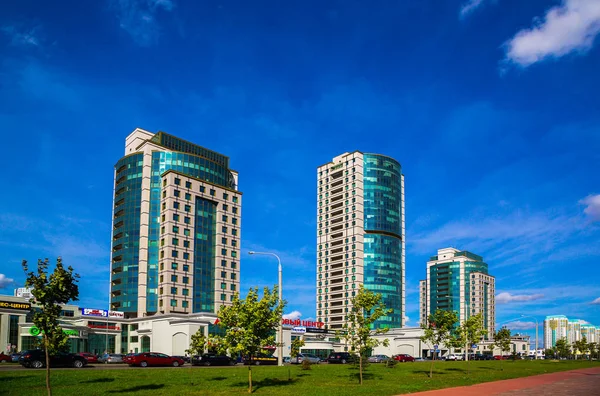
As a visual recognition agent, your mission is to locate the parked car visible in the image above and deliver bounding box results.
[445,354,460,361]
[99,353,125,364]
[191,354,235,366]
[474,354,494,361]
[19,350,87,368]
[494,355,507,360]
[173,355,191,363]
[414,357,426,362]
[393,354,415,362]
[367,354,390,363]
[11,352,22,362]
[0,352,11,363]
[283,356,291,364]
[127,352,184,367]
[290,353,321,364]
[77,352,99,363]
[327,352,356,364]
[243,353,278,366]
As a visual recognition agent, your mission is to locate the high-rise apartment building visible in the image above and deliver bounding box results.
[316,152,405,330]
[543,315,600,348]
[420,248,495,338]
[110,128,242,318]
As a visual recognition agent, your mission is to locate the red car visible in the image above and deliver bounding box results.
[77,353,99,363]
[494,355,507,360]
[126,352,184,367]
[393,354,415,362]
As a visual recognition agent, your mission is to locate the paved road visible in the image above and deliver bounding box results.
[411,367,600,395]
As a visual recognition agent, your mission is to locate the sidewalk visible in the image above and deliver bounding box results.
[411,366,600,395]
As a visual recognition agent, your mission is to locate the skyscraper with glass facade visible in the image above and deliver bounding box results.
[110,128,242,318]
[316,152,405,330]
[420,248,495,339]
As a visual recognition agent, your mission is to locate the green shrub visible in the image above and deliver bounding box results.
[385,359,397,368]
[301,359,312,370]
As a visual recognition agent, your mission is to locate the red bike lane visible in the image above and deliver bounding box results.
[409,366,600,395]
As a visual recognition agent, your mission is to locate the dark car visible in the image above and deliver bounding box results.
[127,352,184,367]
[474,354,494,361]
[19,350,87,368]
[173,355,191,363]
[393,354,415,362]
[192,354,235,366]
[243,353,278,366]
[77,352,99,363]
[327,352,355,364]
[11,353,22,362]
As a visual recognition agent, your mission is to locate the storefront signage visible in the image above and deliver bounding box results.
[87,324,121,330]
[282,319,325,328]
[0,300,31,311]
[292,326,306,334]
[306,328,328,334]
[29,326,79,337]
[82,308,108,317]
[108,310,124,319]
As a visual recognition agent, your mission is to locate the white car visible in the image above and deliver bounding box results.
[290,353,320,364]
[446,354,462,361]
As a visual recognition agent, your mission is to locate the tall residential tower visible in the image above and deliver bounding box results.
[420,248,495,338]
[110,128,242,318]
[316,152,405,330]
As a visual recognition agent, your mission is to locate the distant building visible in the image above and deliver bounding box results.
[544,315,599,347]
[419,247,495,339]
[316,152,405,330]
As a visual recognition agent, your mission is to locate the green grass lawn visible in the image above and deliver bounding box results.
[1,360,598,395]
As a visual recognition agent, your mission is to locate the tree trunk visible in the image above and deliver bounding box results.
[248,365,252,393]
[359,354,363,385]
[429,351,436,378]
[44,334,52,396]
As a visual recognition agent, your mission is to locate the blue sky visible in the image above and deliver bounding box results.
[1,0,599,341]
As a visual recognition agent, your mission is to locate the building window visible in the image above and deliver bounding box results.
[233,196,238,203]
[185,193,191,200]
[223,193,229,200]
[183,252,190,260]
[183,288,189,296]
[222,215,228,222]
[210,189,215,196]
[171,287,177,295]
[172,238,179,246]
[232,218,238,225]
[173,214,180,222]
[184,228,190,236]
[171,250,178,258]
[231,273,236,280]
[221,260,227,267]
[221,271,226,277]
[223,204,228,211]
[200,186,205,193]
[183,240,190,248]
[185,181,192,188]
[171,299,177,307]
[231,262,237,269]
[221,283,226,289]
[231,240,237,247]
[174,178,181,185]
[221,294,226,301]
[222,226,228,233]
[221,237,228,244]
[184,205,191,212]
[183,264,189,272]
[182,301,189,308]
[174,190,180,198]
[221,248,227,255]
[230,284,236,291]
[171,275,177,282]
[184,216,191,224]
[173,226,179,233]
[231,251,237,258]
[232,207,238,214]
[171,263,178,270]
[232,229,238,236]
[159,287,163,295]
[183,276,189,284]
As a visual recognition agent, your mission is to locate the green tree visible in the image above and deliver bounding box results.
[493,327,511,371]
[587,342,598,361]
[544,348,555,359]
[22,258,79,396]
[573,337,588,360]
[342,285,392,385]
[554,337,570,359]
[214,286,284,393]
[290,338,305,359]
[455,313,487,375]
[186,331,227,358]
[420,309,459,378]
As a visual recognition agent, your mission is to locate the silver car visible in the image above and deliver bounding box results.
[98,353,124,364]
[368,354,390,363]
[291,353,320,364]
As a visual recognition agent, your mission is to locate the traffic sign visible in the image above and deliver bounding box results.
[433,344,438,349]
[471,344,477,349]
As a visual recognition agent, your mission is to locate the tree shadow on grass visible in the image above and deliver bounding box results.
[413,370,450,376]
[231,378,298,392]
[113,384,165,393]
[81,378,115,383]
[210,376,227,381]
[445,368,466,372]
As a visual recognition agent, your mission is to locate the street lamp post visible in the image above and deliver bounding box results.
[248,251,283,367]
[520,315,539,359]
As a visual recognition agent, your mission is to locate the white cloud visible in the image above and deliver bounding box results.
[283,310,302,320]
[459,0,485,19]
[580,194,600,221]
[2,25,41,47]
[591,297,600,305]
[496,292,544,304]
[0,274,15,289]
[111,0,175,46]
[504,0,600,67]
[505,320,537,330]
